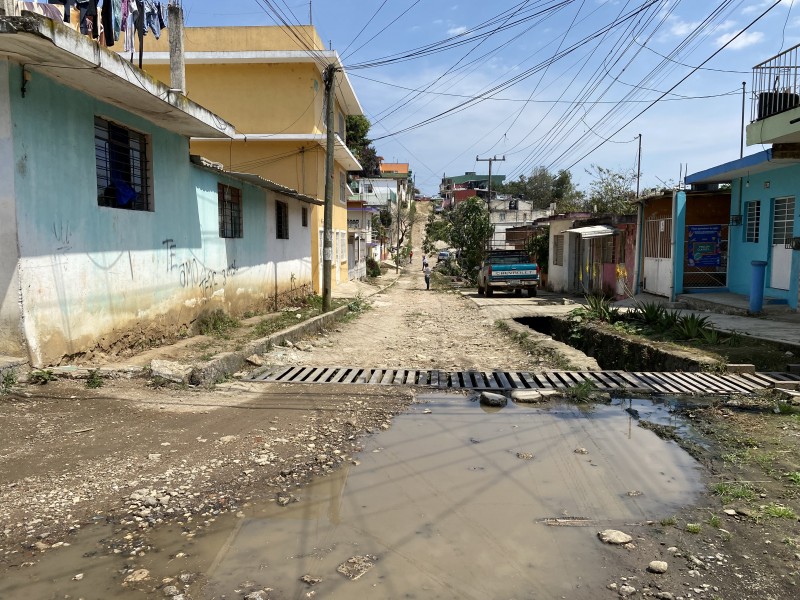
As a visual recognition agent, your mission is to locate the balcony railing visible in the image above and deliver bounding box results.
[751,44,800,121]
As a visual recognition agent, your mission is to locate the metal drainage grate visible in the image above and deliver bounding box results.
[248,366,800,396]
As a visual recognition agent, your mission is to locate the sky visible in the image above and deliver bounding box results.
[179,1,800,196]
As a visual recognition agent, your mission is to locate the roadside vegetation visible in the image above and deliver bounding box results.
[567,295,793,371]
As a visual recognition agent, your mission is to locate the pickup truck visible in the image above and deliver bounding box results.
[477,250,539,297]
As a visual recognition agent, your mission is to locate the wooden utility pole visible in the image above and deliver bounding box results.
[322,64,336,312]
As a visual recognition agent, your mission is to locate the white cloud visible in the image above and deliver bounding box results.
[716,30,765,49]
[447,25,468,36]
[669,19,701,37]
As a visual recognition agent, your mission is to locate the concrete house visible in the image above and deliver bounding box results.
[685,44,800,311]
[439,172,505,209]
[137,25,363,293]
[545,214,635,297]
[0,13,318,366]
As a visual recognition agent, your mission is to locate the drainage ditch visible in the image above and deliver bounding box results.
[515,316,720,372]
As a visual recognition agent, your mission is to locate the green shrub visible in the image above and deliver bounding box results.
[1,369,16,394]
[366,256,381,278]
[29,370,57,384]
[86,369,104,389]
[582,294,620,323]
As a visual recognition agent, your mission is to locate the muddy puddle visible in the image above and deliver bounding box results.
[1,394,704,599]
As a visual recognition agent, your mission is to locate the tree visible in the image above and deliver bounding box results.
[525,227,550,274]
[552,170,586,213]
[586,165,637,215]
[449,197,494,277]
[422,209,451,254]
[500,166,585,212]
[346,115,381,176]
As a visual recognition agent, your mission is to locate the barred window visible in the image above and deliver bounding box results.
[302,207,308,227]
[745,200,760,243]
[218,184,243,238]
[95,117,151,211]
[553,234,565,266]
[600,235,615,263]
[276,200,289,239]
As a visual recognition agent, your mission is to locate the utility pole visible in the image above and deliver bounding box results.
[476,155,504,248]
[476,155,505,209]
[395,194,402,273]
[322,64,336,312]
[740,81,746,159]
[636,134,642,197]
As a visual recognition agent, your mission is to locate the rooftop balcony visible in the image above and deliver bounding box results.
[747,44,800,145]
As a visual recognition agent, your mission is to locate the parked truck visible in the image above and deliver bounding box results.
[477,250,539,297]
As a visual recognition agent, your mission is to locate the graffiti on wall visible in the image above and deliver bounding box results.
[162,239,239,298]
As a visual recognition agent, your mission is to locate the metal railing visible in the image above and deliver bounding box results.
[751,44,800,121]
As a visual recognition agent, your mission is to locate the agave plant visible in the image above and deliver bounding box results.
[584,294,621,323]
[699,325,721,345]
[673,313,711,340]
[632,301,667,327]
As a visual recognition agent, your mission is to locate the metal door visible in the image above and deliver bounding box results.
[770,196,795,290]
[642,217,673,297]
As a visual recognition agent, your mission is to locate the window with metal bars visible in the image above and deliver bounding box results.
[276,200,289,239]
[95,117,151,211]
[553,234,565,266]
[745,200,760,243]
[218,184,243,238]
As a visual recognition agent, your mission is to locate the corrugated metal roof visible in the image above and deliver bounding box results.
[564,225,617,238]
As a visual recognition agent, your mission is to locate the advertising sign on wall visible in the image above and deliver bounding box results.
[687,225,722,267]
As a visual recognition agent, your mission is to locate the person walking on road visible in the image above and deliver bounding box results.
[423,264,432,290]
[422,256,428,271]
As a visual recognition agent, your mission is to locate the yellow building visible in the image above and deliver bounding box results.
[138,26,363,293]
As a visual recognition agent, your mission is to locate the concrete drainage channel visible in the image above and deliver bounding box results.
[249,365,800,395]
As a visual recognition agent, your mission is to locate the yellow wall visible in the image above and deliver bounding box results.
[141,26,325,53]
[147,63,324,134]
[140,26,359,293]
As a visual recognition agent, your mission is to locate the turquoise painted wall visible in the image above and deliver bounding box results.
[6,63,311,365]
[728,167,799,309]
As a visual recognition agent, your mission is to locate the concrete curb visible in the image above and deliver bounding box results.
[189,304,350,386]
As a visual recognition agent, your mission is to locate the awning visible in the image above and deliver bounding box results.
[564,225,617,238]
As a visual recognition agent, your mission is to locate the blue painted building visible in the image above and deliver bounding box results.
[686,149,800,311]
[0,13,319,366]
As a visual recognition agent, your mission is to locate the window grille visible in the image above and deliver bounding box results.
[95,117,151,211]
[276,201,289,239]
[553,234,565,266]
[218,184,243,238]
[745,200,760,243]
[772,197,795,244]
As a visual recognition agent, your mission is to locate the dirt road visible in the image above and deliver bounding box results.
[1,203,799,599]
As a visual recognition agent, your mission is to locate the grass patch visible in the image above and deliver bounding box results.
[761,503,798,520]
[785,471,800,486]
[197,309,240,338]
[564,380,597,403]
[708,513,721,528]
[686,523,702,534]
[660,516,677,527]
[710,481,757,503]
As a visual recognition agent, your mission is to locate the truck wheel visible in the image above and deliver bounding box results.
[514,289,522,297]
[485,286,494,297]
[477,284,484,296]
[527,287,538,297]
